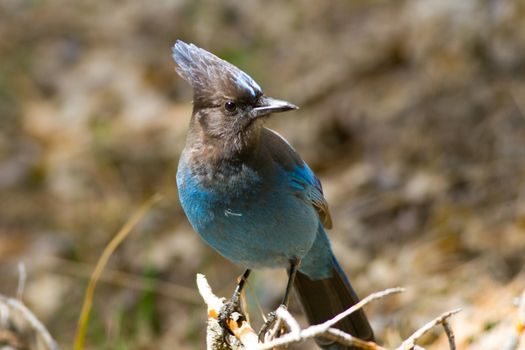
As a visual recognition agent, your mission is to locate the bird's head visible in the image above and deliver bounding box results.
[172,40,297,148]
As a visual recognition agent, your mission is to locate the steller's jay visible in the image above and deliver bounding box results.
[172,40,374,349]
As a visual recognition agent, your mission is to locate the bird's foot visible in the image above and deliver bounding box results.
[218,292,245,342]
[258,305,289,342]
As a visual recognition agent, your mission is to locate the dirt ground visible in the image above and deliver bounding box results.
[1,1,525,349]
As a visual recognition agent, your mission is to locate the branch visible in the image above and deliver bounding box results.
[257,288,403,350]
[442,320,456,350]
[0,295,60,350]
[197,274,258,350]
[196,274,461,350]
[504,288,525,350]
[0,262,59,350]
[396,309,461,350]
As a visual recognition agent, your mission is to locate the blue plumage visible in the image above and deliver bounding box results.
[177,128,329,276]
[173,40,374,349]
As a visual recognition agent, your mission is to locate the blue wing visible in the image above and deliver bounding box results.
[261,128,333,229]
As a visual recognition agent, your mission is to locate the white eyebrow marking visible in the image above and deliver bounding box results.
[224,209,242,217]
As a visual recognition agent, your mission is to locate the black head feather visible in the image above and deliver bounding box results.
[172,40,262,107]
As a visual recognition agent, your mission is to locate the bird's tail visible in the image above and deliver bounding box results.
[293,256,375,350]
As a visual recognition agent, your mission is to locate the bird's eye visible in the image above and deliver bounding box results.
[224,101,237,112]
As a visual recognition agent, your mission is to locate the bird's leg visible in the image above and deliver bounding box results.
[218,269,251,334]
[258,259,300,341]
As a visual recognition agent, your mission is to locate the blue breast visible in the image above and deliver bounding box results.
[176,153,319,270]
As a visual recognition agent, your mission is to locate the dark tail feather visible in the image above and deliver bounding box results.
[294,264,375,349]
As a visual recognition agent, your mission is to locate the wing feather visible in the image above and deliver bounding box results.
[261,128,333,229]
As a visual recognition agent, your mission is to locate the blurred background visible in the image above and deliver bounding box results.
[1,0,525,349]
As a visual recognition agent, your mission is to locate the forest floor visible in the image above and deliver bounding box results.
[1,1,525,349]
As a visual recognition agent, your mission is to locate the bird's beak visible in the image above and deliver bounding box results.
[252,96,298,118]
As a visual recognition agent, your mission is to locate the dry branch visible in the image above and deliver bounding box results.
[504,288,525,350]
[0,262,59,350]
[396,309,461,350]
[197,274,258,350]
[196,274,460,350]
[0,295,60,350]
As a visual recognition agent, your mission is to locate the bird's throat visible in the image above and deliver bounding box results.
[188,113,262,162]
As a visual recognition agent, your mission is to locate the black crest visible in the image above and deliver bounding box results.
[172,40,263,106]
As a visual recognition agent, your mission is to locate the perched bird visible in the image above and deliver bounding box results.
[172,40,374,349]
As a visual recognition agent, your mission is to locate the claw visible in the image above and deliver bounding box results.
[258,310,277,342]
[258,306,290,342]
[218,293,243,342]
[216,269,251,344]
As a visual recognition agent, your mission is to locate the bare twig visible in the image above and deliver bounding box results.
[197,274,461,350]
[0,264,59,350]
[321,287,404,330]
[396,308,462,350]
[16,262,27,301]
[197,274,259,350]
[0,295,60,350]
[198,274,407,350]
[258,288,403,350]
[275,306,300,334]
[504,288,525,350]
[442,320,456,350]
[321,328,389,350]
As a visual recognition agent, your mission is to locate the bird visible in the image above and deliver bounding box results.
[172,40,374,349]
